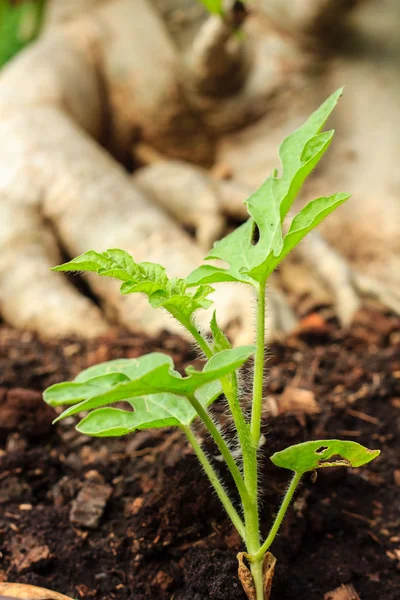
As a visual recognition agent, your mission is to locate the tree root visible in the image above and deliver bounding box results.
[0,0,399,342]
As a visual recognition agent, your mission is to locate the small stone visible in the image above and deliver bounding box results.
[278,386,320,426]
[70,481,112,528]
[151,570,174,592]
[324,584,361,600]
[0,476,31,504]
[129,497,144,516]
[84,470,104,483]
[6,433,28,453]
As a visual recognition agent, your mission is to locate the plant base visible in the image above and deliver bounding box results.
[237,551,276,600]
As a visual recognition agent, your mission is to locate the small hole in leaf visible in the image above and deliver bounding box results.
[318,454,351,467]
[315,446,329,454]
[251,222,260,246]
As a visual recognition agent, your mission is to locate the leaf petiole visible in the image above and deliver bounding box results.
[186,393,250,506]
[181,315,253,504]
[182,319,213,359]
[183,424,245,539]
[253,471,302,561]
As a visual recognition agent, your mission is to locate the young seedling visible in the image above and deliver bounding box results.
[43,89,380,600]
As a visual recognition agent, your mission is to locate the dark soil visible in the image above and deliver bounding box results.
[0,308,399,600]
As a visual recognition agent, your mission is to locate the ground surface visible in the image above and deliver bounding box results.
[0,308,399,600]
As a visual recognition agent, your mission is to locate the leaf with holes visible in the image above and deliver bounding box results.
[44,346,255,422]
[52,249,213,323]
[188,88,347,286]
[76,380,222,437]
[270,440,380,475]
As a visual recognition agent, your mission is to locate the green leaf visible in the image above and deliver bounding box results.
[264,192,351,274]
[53,249,140,281]
[76,381,222,437]
[44,346,255,422]
[52,249,213,323]
[43,372,130,406]
[187,264,247,287]
[44,354,171,407]
[187,89,345,286]
[74,358,143,383]
[270,440,380,475]
[197,0,224,16]
[188,220,257,286]
[210,311,232,353]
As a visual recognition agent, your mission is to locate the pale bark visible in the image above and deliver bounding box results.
[0,0,399,341]
[133,160,225,249]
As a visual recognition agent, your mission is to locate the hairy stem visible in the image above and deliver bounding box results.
[187,393,250,506]
[182,315,253,505]
[220,373,253,471]
[250,559,265,600]
[255,471,302,560]
[241,280,268,564]
[250,280,267,446]
[185,320,213,359]
[183,425,245,539]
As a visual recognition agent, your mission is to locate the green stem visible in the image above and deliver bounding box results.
[254,471,302,561]
[182,316,253,504]
[183,425,245,539]
[186,318,250,450]
[177,313,263,560]
[185,320,213,359]
[250,279,266,447]
[241,279,268,562]
[221,374,252,464]
[187,393,250,506]
[250,559,264,600]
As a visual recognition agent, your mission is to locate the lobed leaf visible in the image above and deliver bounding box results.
[44,346,255,422]
[76,380,222,436]
[270,439,380,475]
[187,220,256,286]
[43,372,130,406]
[74,358,143,383]
[254,192,351,278]
[44,354,172,407]
[53,249,213,323]
[188,89,347,286]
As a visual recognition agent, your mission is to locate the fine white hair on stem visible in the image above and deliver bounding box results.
[193,432,244,516]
